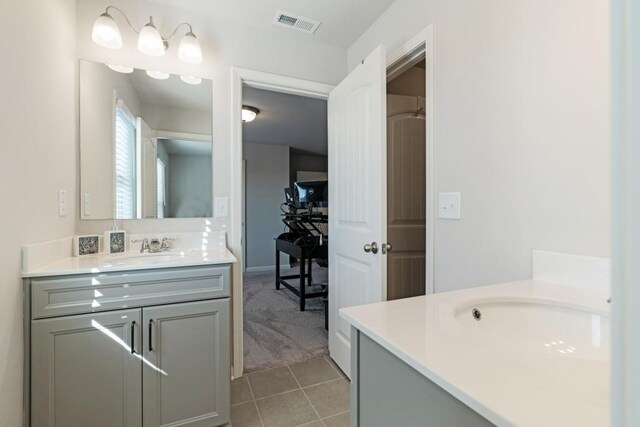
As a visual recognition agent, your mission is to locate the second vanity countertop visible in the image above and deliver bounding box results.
[340,280,610,427]
[22,248,237,278]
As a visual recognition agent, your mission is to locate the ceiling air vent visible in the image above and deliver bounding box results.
[273,11,321,34]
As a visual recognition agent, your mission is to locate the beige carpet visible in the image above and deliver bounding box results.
[243,265,328,373]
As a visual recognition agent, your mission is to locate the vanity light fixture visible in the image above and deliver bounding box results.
[92,11,122,49]
[146,70,170,80]
[106,64,134,74]
[137,17,165,57]
[178,32,203,64]
[92,6,203,64]
[242,106,260,123]
[180,75,202,85]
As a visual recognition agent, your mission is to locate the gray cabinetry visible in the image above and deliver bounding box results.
[25,265,232,427]
[32,310,142,427]
[351,327,494,427]
[143,300,230,427]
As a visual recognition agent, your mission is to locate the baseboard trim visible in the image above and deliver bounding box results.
[245,264,291,273]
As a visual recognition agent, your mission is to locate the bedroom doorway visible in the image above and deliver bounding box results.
[240,83,330,373]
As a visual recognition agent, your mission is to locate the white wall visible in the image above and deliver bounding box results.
[75,0,347,236]
[350,0,611,292]
[0,0,78,424]
[244,143,290,269]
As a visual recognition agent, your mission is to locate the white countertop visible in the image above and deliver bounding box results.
[340,280,610,427]
[22,248,237,278]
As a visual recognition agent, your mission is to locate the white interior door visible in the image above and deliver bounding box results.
[328,45,387,377]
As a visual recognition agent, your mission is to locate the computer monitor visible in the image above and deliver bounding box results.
[284,187,294,204]
[293,180,328,208]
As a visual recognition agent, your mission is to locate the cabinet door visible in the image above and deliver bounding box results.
[142,299,230,427]
[32,309,142,427]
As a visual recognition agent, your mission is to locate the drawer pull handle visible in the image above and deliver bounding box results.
[130,321,137,354]
[148,319,154,352]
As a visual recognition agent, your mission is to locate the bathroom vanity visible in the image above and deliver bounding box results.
[22,244,235,427]
[342,251,611,427]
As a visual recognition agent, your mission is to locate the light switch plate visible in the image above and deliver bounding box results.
[438,192,461,219]
[58,190,67,217]
[214,197,229,218]
[84,193,92,216]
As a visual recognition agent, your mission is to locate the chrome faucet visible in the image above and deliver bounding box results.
[131,238,151,253]
[149,238,162,253]
[161,237,174,251]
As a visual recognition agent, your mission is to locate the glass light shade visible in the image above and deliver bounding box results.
[242,106,259,123]
[138,21,165,57]
[92,13,122,49]
[146,70,170,80]
[178,32,203,64]
[107,64,134,74]
[180,75,202,85]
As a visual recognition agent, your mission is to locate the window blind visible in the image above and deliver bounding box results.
[114,106,137,219]
[157,158,166,218]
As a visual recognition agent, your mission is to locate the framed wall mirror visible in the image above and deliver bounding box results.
[79,60,213,219]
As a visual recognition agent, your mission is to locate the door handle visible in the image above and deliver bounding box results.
[382,243,393,254]
[130,321,137,354]
[148,319,154,352]
[364,242,379,254]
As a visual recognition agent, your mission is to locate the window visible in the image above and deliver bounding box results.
[114,104,137,219]
[157,158,166,218]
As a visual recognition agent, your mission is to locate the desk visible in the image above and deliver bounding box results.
[275,233,328,311]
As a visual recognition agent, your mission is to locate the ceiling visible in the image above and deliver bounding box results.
[128,70,212,112]
[148,0,396,48]
[242,86,327,155]
[160,138,212,156]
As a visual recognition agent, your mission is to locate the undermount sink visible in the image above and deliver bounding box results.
[455,298,610,360]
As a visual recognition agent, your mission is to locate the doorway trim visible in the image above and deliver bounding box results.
[230,68,334,378]
[611,0,639,424]
[386,25,437,295]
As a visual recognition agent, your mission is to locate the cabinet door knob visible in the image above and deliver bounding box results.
[382,243,393,254]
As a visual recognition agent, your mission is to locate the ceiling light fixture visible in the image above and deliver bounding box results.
[92,6,203,64]
[146,70,170,80]
[180,75,202,85]
[106,64,134,73]
[242,106,260,123]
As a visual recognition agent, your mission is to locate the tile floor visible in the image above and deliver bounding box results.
[231,356,350,427]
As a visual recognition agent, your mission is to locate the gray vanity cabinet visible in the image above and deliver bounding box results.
[25,265,232,427]
[31,309,143,427]
[142,300,230,427]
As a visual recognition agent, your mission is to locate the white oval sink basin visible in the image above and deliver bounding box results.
[455,299,610,361]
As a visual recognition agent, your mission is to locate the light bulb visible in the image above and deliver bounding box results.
[92,12,122,49]
[178,32,203,64]
[107,64,134,74]
[242,106,259,123]
[138,18,165,57]
[180,75,202,85]
[146,70,170,80]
